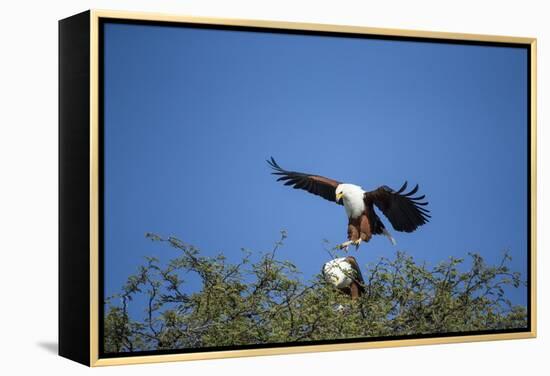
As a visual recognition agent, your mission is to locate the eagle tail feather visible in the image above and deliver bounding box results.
[382,228,397,245]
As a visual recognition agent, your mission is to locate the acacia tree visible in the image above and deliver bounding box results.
[104,231,527,353]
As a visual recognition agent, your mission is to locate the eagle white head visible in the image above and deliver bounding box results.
[335,184,366,218]
[322,257,355,289]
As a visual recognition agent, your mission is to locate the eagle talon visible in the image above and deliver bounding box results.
[337,241,352,251]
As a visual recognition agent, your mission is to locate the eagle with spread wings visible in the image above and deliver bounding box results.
[267,157,430,250]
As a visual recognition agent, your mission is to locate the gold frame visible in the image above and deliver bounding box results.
[88,9,537,367]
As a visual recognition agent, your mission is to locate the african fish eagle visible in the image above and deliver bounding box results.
[267,157,430,250]
[322,256,365,299]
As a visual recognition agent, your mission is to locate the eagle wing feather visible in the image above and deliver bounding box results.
[267,157,342,205]
[344,256,365,287]
[364,182,430,233]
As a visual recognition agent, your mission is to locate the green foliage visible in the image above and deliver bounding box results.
[104,231,527,353]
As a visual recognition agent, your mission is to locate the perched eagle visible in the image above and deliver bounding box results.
[322,256,365,299]
[267,157,430,250]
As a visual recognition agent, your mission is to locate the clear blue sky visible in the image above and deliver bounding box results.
[103,22,528,317]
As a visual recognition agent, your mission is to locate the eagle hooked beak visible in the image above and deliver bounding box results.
[336,192,344,202]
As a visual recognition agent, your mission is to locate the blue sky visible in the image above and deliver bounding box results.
[103,22,528,317]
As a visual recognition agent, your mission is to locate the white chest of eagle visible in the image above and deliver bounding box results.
[322,257,356,289]
[337,183,366,219]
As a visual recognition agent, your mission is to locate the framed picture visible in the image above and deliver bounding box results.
[59,9,537,367]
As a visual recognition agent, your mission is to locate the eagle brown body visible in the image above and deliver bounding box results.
[348,214,373,243]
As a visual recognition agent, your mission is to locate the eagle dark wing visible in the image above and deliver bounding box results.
[267,157,342,205]
[345,256,365,286]
[364,182,430,233]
